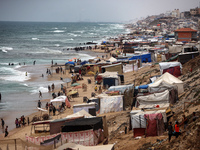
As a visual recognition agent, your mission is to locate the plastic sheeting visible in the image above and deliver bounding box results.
[148,72,184,94]
[129,53,152,62]
[100,95,123,114]
[136,90,169,107]
[159,62,182,75]
[108,84,134,94]
[123,64,134,73]
[73,102,96,114]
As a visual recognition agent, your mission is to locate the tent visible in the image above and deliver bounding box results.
[129,53,151,62]
[61,117,104,146]
[66,109,93,119]
[50,96,71,108]
[61,117,103,132]
[98,71,120,88]
[108,84,134,94]
[159,62,182,77]
[101,63,123,74]
[130,109,166,137]
[148,72,184,95]
[108,57,117,63]
[65,61,75,65]
[135,90,170,109]
[73,102,96,114]
[100,95,123,114]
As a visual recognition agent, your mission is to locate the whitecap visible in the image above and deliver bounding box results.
[55,44,60,47]
[31,86,48,94]
[66,38,74,41]
[32,38,39,40]
[0,47,13,53]
[53,30,64,33]
[0,67,30,82]
[14,65,22,69]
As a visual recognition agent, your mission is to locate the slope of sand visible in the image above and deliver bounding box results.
[0,54,162,149]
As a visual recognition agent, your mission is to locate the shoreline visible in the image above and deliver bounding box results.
[0,47,114,139]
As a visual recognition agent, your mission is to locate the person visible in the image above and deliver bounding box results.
[38,100,42,108]
[182,115,188,129]
[15,118,19,128]
[1,118,5,130]
[51,60,53,65]
[46,102,49,110]
[25,72,28,76]
[174,121,181,138]
[52,83,55,91]
[53,106,56,116]
[168,122,173,142]
[4,126,8,137]
[48,85,51,92]
[33,60,36,65]
[94,86,97,92]
[0,92,1,101]
[39,91,42,98]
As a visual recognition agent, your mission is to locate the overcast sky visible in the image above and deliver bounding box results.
[0,0,199,22]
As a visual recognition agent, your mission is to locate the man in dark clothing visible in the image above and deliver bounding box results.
[38,100,41,108]
[53,106,56,116]
[5,126,8,137]
[1,118,5,131]
[168,122,173,142]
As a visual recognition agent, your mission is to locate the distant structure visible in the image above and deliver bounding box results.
[174,28,197,42]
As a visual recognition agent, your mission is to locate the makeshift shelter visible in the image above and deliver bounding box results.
[135,90,170,109]
[98,71,120,88]
[130,109,166,137]
[123,64,134,73]
[87,97,100,112]
[178,51,199,64]
[73,102,96,114]
[108,84,134,94]
[65,61,75,65]
[148,72,184,95]
[66,109,93,119]
[129,53,151,63]
[99,95,123,114]
[61,117,104,146]
[108,57,117,63]
[159,62,182,77]
[101,63,123,74]
[50,96,71,108]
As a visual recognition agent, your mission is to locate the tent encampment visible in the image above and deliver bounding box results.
[148,72,184,95]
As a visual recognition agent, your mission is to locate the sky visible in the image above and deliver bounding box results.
[0,0,199,22]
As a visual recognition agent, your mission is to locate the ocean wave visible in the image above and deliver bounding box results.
[0,47,13,53]
[0,67,30,82]
[31,86,48,94]
[53,30,65,33]
[30,48,63,54]
[68,33,80,37]
[14,65,22,69]
[73,30,84,33]
[55,44,60,47]
[32,38,39,40]
[66,38,74,41]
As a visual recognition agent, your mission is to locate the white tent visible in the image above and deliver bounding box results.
[98,71,118,78]
[108,57,117,63]
[100,95,123,114]
[66,109,93,119]
[148,72,184,94]
[50,96,66,103]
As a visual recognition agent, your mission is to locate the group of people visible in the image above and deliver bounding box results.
[167,112,199,142]
[15,115,29,128]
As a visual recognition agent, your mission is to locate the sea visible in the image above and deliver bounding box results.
[0,21,129,131]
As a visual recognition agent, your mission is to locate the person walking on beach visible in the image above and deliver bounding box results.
[1,118,5,131]
[52,83,55,91]
[5,126,8,137]
[15,118,19,128]
[38,100,42,108]
[39,91,42,98]
[46,102,49,110]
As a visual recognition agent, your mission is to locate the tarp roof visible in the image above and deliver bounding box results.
[50,96,67,103]
[174,28,197,32]
[61,117,103,132]
[108,57,117,62]
[98,71,118,78]
[66,109,93,119]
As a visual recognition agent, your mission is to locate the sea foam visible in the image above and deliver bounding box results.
[0,47,13,53]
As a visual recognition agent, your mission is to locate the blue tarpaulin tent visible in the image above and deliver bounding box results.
[81,61,88,65]
[65,61,75,65]
[129,53,151,62]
